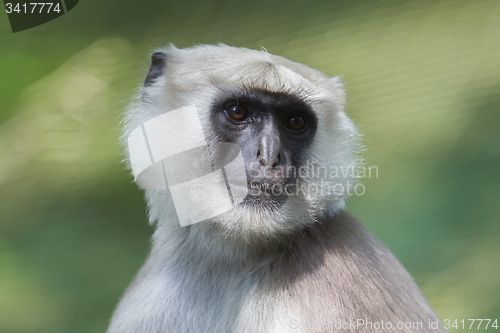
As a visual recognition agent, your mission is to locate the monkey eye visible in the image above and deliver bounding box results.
[224,105,248,121]
[284,115,307,131]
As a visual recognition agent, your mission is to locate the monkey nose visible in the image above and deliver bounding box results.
[257,149,281,169]
[256,134,281,169]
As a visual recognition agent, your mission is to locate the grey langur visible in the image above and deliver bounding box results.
[107,44,446,333]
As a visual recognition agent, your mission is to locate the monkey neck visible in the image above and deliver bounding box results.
[148,206,347,272]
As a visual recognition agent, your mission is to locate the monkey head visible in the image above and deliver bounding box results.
[123,44,362,243]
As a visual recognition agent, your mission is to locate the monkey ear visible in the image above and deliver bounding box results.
[144,51,168,86]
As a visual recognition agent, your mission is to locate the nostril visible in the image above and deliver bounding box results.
[257,150,265,165]
[272,153,281,168]
[257,150,281,167]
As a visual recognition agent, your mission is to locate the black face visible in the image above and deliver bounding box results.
[211,89,317,206]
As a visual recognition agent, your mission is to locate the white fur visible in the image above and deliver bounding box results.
[121,44,361,241]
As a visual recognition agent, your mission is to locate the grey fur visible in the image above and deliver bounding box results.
[107,45,446,333]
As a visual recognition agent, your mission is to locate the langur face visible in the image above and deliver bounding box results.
[210,88,318,207]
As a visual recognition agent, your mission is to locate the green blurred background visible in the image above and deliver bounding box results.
[1,0,499,332]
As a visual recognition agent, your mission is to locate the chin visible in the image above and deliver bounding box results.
[206,183,343,244]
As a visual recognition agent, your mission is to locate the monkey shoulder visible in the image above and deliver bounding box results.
[266,210,445,331]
